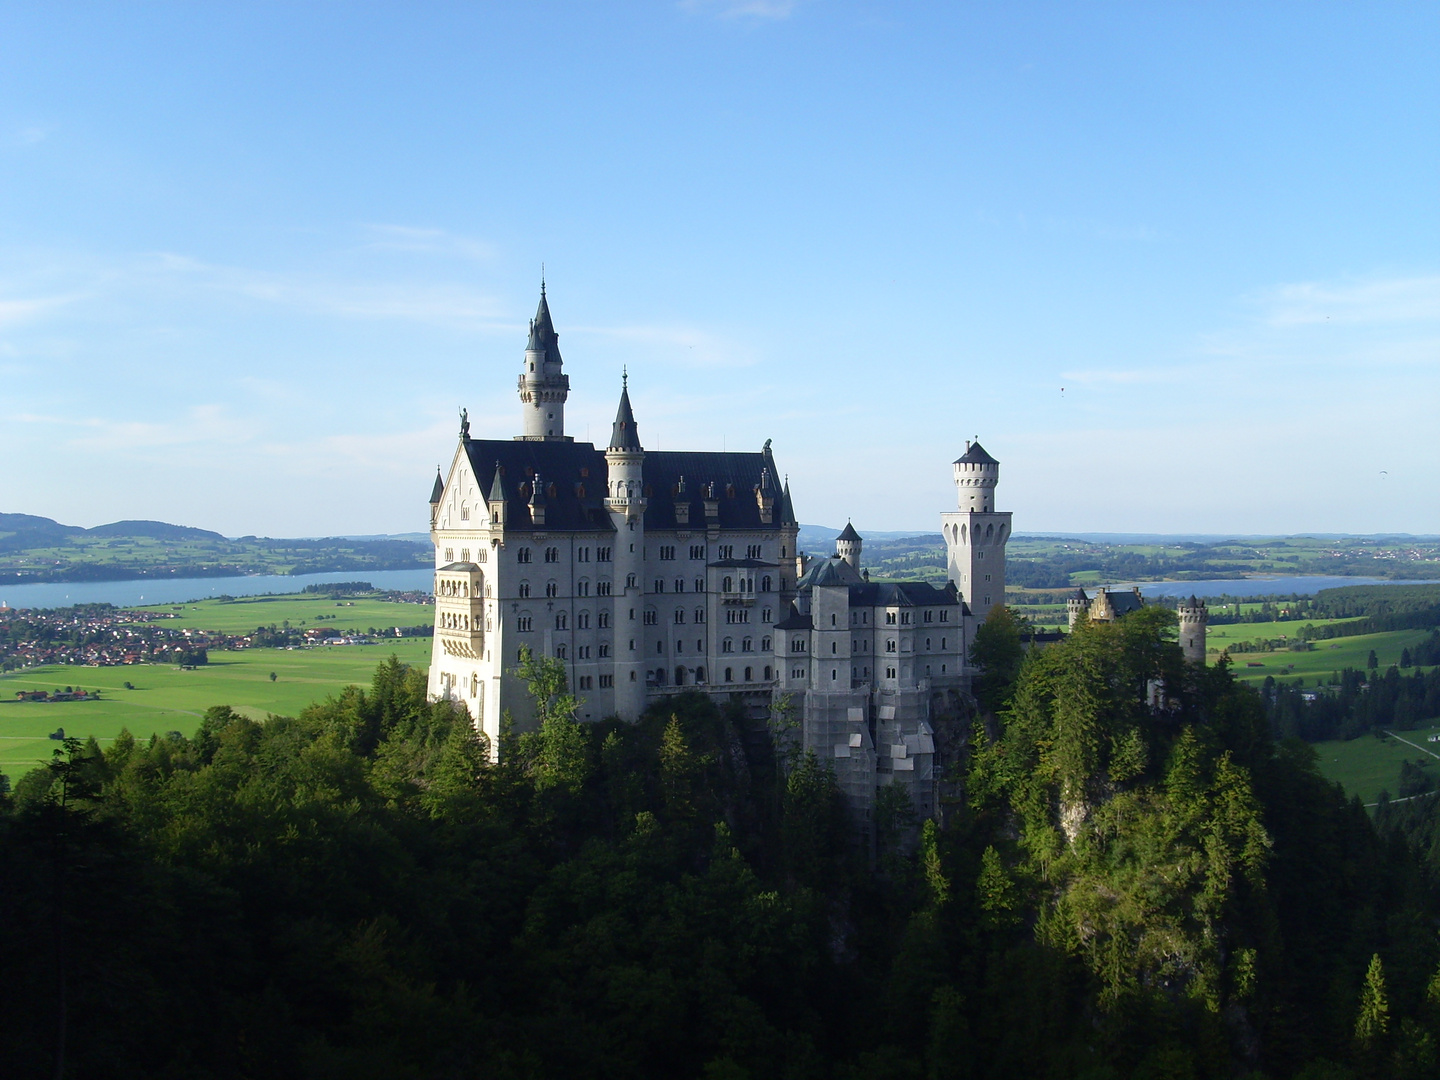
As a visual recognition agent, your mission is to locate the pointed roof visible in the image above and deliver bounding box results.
[609,376,642,451]
[779,479,797,525]
[954,440,998,466]
[487,463,505,503]
[836,521,862,543]
[525,283,562,361]
[429,468,444,504]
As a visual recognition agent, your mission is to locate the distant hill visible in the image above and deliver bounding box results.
[0,512,430,583]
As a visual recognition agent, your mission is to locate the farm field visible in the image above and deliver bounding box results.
[0,638,431,780]
[1210,624,1437,685]
[125,592,433,634]
[1311,725,1440,806]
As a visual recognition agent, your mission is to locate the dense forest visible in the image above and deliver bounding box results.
[5,616,1440,1079]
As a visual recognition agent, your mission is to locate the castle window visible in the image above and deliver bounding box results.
[941,637,946,650]
[831,642,837,654]
[444,548,453,561]
[924,610,933,623]
[578,547,589,562]
[555,644,567,659]
[761,636,771,650]
[718,545,733,559]
[762,608,771,623]
[747,544,761,558]
[675,640,683,653]
[901,612,911,625]
[689,545,704,560]
[886,612,897,625]
[579,675,592,689]
[675,578,685,593]
[742,637,752,652]
[517,616,533,632]
[764,665,772,680]
[886,640,896,652]
[556,613,568,630]
[675,666,686,685]
[792,668,804,679]
[518,582,531,598]
[461,505,469,521]
[674,609,686,624]
[695,666,706,683]
[792,639,806,652]
[597,547,612,562]
[886,666,896,679]
[696,639,703,651]
[939,611,948,623]
[478,550,488,563]
[461,549,470,563]
[599,642,611,656]
[578,579,590,597]
[578,645,590,658]
[644,609,657,626]
[546,582,558,598]
[761,576,772,592]
[598,611,610,628]
[659,545,676,560]
[694,578,704,593]
[743,666,752,681]
[722,638,734,653]
[656,641,663,654]
[985,595,991,605]
[517,548,532,564]
[831,614,837,626]
[695,608,705,624]
[597,581,612,596]
[926,638,931,650]
[725,667,733,682]
[723,576,733,593]
[626,574,637,589]
[600,674,613,687]
[545,547,559,563]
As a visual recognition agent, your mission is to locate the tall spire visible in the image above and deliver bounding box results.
[519,280,569,439]
[608,375,642,451]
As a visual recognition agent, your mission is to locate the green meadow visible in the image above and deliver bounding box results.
[1209,622,1436,685]
[1310,726,1440,806]
[125,592,433,634]
[0,637,432,780]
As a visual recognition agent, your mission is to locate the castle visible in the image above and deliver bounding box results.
[427,286,1202,821]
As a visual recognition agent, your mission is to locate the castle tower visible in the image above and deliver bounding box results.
[835,521,862,572]
[1066,588,1089,629]
[517,282,571,440]
[940,440,1012,622]
[1178,595,1208,665]
[605,374,647,719]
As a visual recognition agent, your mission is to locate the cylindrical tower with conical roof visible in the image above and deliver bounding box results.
[605,374,647,720]
[835,522,862,572]
[518,282,571,440]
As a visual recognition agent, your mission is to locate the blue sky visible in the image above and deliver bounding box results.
[1,2,1436,538]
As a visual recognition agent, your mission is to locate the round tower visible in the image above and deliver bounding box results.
[953,439,1000,512]
[604,374,647,720]
[517,281,570,439]
[1066,588,1089,630]
[1178,595,1208,665]
[835,521,862,573]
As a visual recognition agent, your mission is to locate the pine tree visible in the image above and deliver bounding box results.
[1354,953,1390,1054]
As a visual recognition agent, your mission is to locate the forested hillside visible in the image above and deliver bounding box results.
[3,624,1440,1079]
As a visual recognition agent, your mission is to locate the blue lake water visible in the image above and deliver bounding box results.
[0,568,436,611]
[1106,576,1439,599]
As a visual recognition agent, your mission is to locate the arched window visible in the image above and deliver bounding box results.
[724,667,733,682]
[578,611,590,629]
[695,666,706,684]
[675,666,686,686]
[744,666,752,681]
[763,665,772,680]
[722,638,734,653]
[761,636,771,651]
[654,667,666,685]
[761,576,772,592]
[695,607,706,624]
[742,636,752,652]
[722,576,733,592]
[555,612,568,630]
[545,581,558,598]
[626,573,637,589]
[694,578,704,593]
[545,547,559,563]
[518,581,531,598]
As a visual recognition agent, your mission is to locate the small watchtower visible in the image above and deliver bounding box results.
[1066,588,1089,629]
[1178,596,1208,665]
[835,521,862,573]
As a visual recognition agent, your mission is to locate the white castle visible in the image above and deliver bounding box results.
[427,286,1200,822]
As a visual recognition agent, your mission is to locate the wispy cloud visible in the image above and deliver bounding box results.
[358,224,497,262]
[1259,275,1440,326]
[679,0,802,21]
[0,294,76,327]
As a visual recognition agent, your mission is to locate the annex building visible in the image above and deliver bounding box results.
[426,285,1016,822]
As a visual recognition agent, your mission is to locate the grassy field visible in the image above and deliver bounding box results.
[128,592,433,634]
[1311,725,1440,806]
[0,638,431,780]
[1209,624,1436,685]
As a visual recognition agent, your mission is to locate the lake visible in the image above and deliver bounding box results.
[1,568,437,611]
[1106,576,1440,599]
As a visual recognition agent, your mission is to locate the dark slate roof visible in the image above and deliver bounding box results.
[797,555,864,589]
[459,440,793,534]
[438,562,481,572]
[836,521,862,543]
[1070,587,1089,601]
[848,581,961,608]
[774,603,813,631]
[954,441,998,466]
[641,450,791,532]
[1101,588,1145,616]
[526,287,562,362]
[429,470,445,504]
[708,558,779,569]
[609,384,641,450]
[464,439,613,532]
[779,479,797,526]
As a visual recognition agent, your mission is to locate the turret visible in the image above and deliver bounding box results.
[1178,595,1208,665]
[604,374,646,719]
[953,439,1000,512]
[836,521,862,573]
[517,281,570,440]
[429,467,444,528]
[1066,588,1089,629]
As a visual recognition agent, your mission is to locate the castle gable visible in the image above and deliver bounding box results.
[460,438,612,533]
